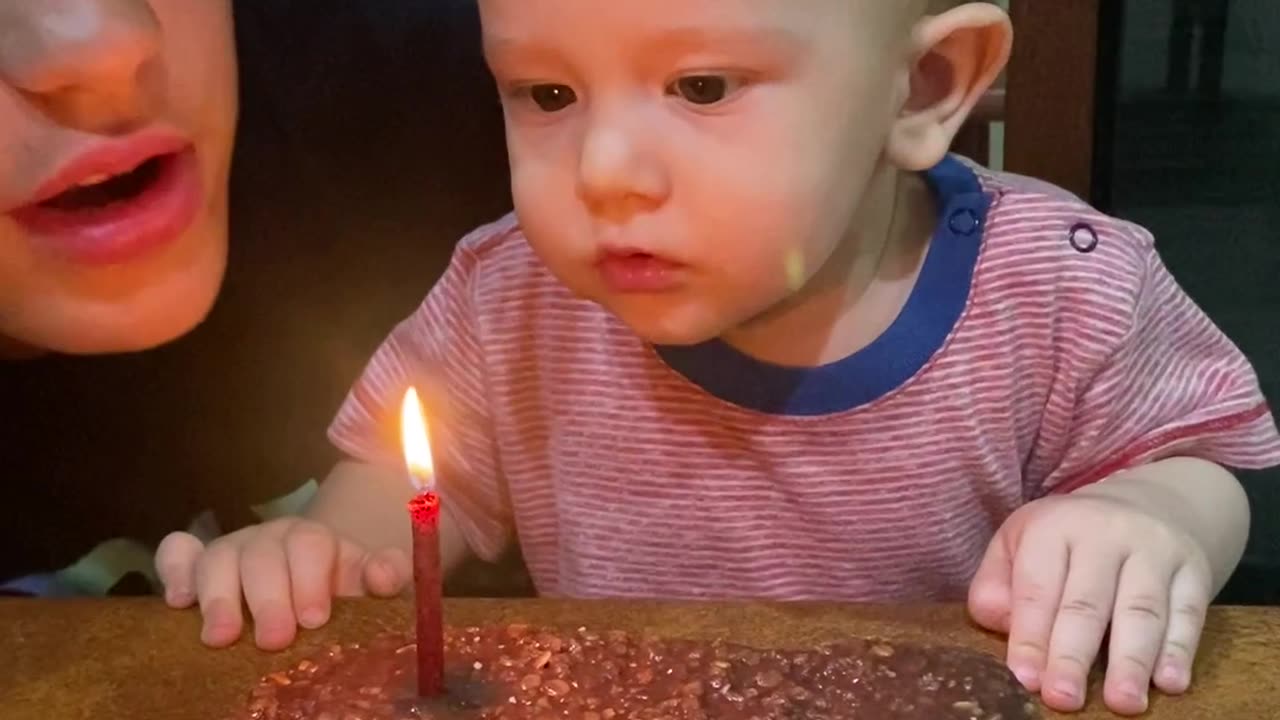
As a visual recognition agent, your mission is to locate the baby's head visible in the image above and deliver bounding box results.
[480,0,1010,346]
[0,0,237,355]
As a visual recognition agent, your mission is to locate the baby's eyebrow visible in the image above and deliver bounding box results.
[638,25,807,56]
[484,25,806,64]
[483,36,560,65]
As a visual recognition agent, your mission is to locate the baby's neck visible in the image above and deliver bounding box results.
[721,164,936,367]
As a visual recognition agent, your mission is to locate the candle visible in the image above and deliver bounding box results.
[400,388,445,698]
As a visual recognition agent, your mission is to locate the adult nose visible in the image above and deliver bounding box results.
[0,0,161,127]
[576,104,671,222]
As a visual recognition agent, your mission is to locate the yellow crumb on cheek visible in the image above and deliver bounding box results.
[785,249,806,292]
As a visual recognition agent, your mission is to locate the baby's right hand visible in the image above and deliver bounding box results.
[155,517,410,650]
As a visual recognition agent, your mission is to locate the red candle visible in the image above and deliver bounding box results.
[401,388,445,698]
[408,491,445,697]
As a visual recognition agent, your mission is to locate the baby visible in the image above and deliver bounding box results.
[158,1,1280,715]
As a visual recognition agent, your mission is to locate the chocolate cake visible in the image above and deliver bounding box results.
[233,625,1041,720]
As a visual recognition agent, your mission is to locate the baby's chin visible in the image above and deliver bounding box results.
[597,300,728,348]
[557,272,736,347]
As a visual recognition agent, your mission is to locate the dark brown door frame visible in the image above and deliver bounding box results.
[1004,0,1103,201]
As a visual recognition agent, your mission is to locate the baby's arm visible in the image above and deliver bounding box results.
[967,190,1278,715]
[156,460,476,650]
[969,457,1249,715]
[305,459,474,577]
[161,233,514,649]
[1078,457,1249,592]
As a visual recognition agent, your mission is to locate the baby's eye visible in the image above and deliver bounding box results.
[666,74,746,106]
[525,84,577,113]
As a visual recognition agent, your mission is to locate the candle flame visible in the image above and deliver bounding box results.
[400,387,434,488]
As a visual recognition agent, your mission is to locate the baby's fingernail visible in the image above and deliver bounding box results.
[1120,682,1149,709]
[372,560,401,589]
[1160,664,1188,689]
[202,622,234,646]
[1051,680,1080,704]
[300,608,328,629]
[166,588,191,606]
[1012,664,1039,688]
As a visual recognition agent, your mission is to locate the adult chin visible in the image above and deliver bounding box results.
[0,334,46,360]
[4,230,228,357]
[26,290,220,356]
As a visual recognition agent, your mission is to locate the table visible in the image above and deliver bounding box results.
[2,598,1277,718]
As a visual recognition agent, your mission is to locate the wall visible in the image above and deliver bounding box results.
[1120,0,1280,99]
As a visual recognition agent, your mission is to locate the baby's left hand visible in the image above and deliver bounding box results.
[967,488,1213,716]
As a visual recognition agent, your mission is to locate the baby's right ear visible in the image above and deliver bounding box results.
[887,3,1013,172]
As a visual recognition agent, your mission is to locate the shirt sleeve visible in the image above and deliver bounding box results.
[327,235,511,560]
[1029,230,1280,496]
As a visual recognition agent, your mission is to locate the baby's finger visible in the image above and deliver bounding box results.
[1102,556,1173,715]
[155,531,204,608]
[284,521,338,629]
[363,546,412,598]
[1006,530,1069,692]
[1040,548,1124,712]
[968,534,1014,634]
[240,535,299,651]
[334,538,371,597]
[195,539,247,648]
[1153,564,1209,696]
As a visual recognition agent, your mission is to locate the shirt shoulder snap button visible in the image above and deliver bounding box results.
[948,207,981,236]
[1068,222,1099,253]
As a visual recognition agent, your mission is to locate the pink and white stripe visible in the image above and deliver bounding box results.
[330,166,1280,602]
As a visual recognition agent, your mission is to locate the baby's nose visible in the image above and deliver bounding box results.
[576,119,670,221]
[0,0,160,98]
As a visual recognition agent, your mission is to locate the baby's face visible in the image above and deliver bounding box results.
[0,0,236,355]
[481,0,918,346]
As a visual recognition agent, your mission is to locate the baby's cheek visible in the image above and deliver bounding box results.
[731,227,817,301]
[510,166,567,227]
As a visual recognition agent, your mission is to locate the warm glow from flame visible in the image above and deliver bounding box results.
[400,387,434,487]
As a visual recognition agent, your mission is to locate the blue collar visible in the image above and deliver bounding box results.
[655,154,990,416]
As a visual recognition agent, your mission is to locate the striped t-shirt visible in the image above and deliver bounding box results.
[330,156,1280,602]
